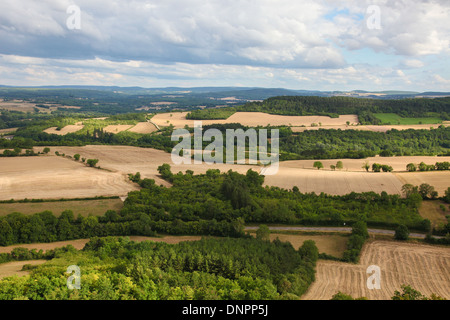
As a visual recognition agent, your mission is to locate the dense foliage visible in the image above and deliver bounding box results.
[279,126,450,160]
[237,96,450,124]
[123,166,427,231]
[0,236,319,300]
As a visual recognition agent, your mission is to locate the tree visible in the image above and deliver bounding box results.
[351,221,369,239]
[445,187,450,203]
[419,183,435,199]
[299,240,319,263]
[419,162,428,172]
[372,163,382,172]
[73,154,81,161]
[313,161,323,170]
[401,184,418,198]
[362,161,370,172]
[331,292,355,300]
[394,224,410,241]
[43,147,50,154]
[255,225,270,241]
[330,165,336,171]
[86,159,99,167]
[406,163,416,172]
[0,219,14,246]
[158,163,173,181]
[336,161,344,170]
[392,285,429,300]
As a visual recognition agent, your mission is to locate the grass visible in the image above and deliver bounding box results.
[374,113,443,125]
[418,200,449,228]
[0,198,124,217]
[247,231,349,258]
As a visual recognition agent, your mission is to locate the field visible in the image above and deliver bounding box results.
[0,156,138,201]
[418,201,449,228]
[152,111,450,132]
[43,124,84,135]
[395,171,450,196]
[0,128,18,135]
[0,260,46,279]
[302,240,450,300]
[291,123,450,133]
[1,146,447,202]
[0,101,80,113]
[102,125,134,133]
[128,122,159,134]
[151,112,359,128]
[0,100,40,113]
[249,232,348,258]
[279,156,450,172]
[264,167,404,195]
[33,145,403,195]
[374,113,443,125]
[34,145,262,188]
[0,198,124,217]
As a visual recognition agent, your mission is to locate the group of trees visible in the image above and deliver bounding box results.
[332,285,446,300]
[0,236,319,300]
[406,161,450,172]
[371,163,393,172]
[342,221,370,263]
[401,183,439,200]
[279,126,450,160]
[0,148,38,157]
[187,95,450,124]
[123,165,429,232]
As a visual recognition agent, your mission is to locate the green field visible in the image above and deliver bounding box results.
[0,198,124,217]
[374,113,443,125]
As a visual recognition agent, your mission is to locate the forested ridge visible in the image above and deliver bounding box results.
[187,95,450,124]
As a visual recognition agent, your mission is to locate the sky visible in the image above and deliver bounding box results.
[0,0,449,91]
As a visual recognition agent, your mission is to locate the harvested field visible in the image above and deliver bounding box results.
[395,171,450,196]
[33,145,261,187]
[0,236,202,254]
[102,125,134,133]
[291,123,450,133]
[280,156,450,172]
[0,156,138,201]
[264,167,404,195]
[0,128,18,134]
[151,112,359,129]
[151,111,450,132]
[302,240,450,300]
[128,122,158,134]
[23,146,448,197]
[0,198,124,217]
[0,260,46,279]
[43,124,84,135]
[0,101,38,113]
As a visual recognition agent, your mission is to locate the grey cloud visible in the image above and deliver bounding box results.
[0,0,346,68]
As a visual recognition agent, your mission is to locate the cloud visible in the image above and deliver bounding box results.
[327,0,450,57]
[0,0,347,68]
[0,0,448,91]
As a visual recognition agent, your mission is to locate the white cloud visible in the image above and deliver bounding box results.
[0,0,448,91]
